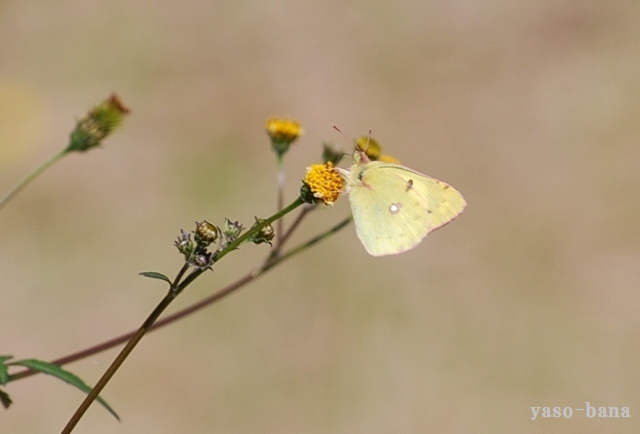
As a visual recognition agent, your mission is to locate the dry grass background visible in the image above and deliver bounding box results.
[1,0,639,433]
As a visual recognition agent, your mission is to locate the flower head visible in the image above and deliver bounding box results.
[67,93,130,152]
[302,161,344,205]
[266,117,303,156]
[355,136,399,163]
[355,136,381,160]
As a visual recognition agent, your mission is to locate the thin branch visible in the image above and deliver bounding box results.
[0,150,67,211]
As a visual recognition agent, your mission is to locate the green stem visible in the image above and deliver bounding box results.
[8,198,310,385]
[7,271,252,383]
[59,197,305,432]
[273,204,314,256]
[0,150,68,211]
[215,196,304,263]
[276,154,285,246]
[60,290,177,434]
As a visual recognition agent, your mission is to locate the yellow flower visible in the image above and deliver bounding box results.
[265,117,303,141]
[378,154,401,164]
[355,136,381,160]
[354,136,400,163]
[302,162,344,205]
[266,117,303,156]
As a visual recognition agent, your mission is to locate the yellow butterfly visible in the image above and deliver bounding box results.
[344,150,466,256]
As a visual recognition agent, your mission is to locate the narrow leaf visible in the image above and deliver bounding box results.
[139,271,172,286]
[0,388,11,409]
[0,356,13,385]
[10,359,119,421]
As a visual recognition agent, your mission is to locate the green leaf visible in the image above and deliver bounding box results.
[0,388,12,409]
[139,271,172,286]
[10,359,119,421]
[0,356,13,385]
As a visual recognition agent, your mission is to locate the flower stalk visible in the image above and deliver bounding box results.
[0,94,129,211]
[60,197,305,433]
[2,111,359,434]
[0,151,66,211]
[265,117,303,247]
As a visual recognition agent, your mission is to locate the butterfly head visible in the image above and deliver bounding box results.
[353,148,371,166]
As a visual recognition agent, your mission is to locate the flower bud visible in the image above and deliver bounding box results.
[67,93,130,152]
[195,220,220,246]
[322,142,344,166]
[250,217,275,245]
[174,230,194,259]
[355,136,381,161]
[222,219,244,244]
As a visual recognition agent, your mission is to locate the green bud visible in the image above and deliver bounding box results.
[222,219,244,244]
[174,230,194,259]
[322,142,344,166]
[194,220,220,246]
[194,252,214,269]
[250,217,275,245]
[67,93,130,153]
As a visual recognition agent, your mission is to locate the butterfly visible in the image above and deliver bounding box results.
[343,150,466,256]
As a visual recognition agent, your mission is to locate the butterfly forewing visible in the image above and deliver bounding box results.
[376,163,467,232]
[348,162,432,256]
[347,160,466,256]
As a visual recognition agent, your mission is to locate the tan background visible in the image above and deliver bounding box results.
[1,1,639,432]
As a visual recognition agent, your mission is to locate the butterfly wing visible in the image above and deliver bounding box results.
[397,166,467,232]
[347,161,466,256]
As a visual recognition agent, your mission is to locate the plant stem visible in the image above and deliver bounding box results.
[215,196,304,263]
[60,290,177,434]
[7,198,308,385]
[0,150,67,211]
[276,154,285,246]
[274,204,314,254]
[59,197,305,432]
[263,215,352,272]
[7,199,346,390]
[7,271,256,382]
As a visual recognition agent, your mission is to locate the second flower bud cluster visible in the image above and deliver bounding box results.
[175,218,274,269]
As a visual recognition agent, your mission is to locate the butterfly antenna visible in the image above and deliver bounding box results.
[365,129,372,153]
[333,124,373,152]
[332,124,354,145]
[332,124,373,163]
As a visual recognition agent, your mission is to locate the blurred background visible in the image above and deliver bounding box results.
[1,0,639,432]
